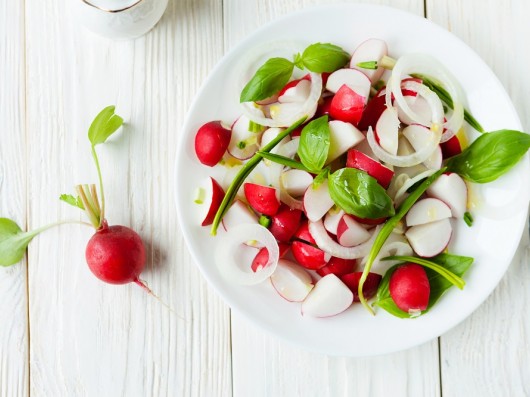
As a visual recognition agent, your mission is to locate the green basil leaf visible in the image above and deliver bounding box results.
[373,266,410,319]
[313,167,330,189]
[59,194,85,210]
[0,218,38,266]
[446,130,530,183]
[328,168,395,219]
[298,116,330,172]
[300,43,350,73]
[240,58,294,103]
[88,106,124,146]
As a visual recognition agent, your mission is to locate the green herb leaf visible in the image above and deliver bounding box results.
[59,194,85,210]
[374,253,473,318]
[300,43,350,73]
[240,58,294,103]
[328,168,395,219]
[248,120,264,133]
[463,211,473,227]
[0,218,39,266]
[257,152,310,172]
[356,61,378,70]
[313,167,330,189]
[446,130,530,183]
[298,116,330,172]
[88,106,124,146]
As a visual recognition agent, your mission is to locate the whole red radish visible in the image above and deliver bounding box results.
[389,263,430,312]
[194,121,231,166]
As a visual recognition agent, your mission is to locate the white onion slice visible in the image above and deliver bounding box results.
[308,220,381,259]
[241,72,322,127]
[394,169,437,206]
[367,126,441,168]
[216,224,279,285]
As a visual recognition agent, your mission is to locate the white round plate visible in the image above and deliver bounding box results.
[175,4,530,356]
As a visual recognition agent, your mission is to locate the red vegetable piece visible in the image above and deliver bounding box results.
[341,272,382,302]
[269,205,303,243]
[194,121,231,166]
[201,177,225,226]
[317,257,357,277]
[329,84,365,125]
[440,134,462,158]
[244,183,281,216]
[346,149,394,189]
[357,94,387,131]
[389,263,430,312]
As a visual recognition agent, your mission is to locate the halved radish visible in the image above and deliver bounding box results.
[251,243,290,272]
[196,177,225,226]
[269,204,302,243]
[357,94,387,131]
[336,215,372,247]
[270,259,314,302]
[278,79,311,103]
[302,274,354,317]
[350,38,388,83]
[402,124,442,170]
[405,198,452,227]
[292,221,330,270]
[244,183,281,216]
[426,172,467,218]
[341,272,382,302]
[194,121,231,166]
[326,68,371,101]
[329,84,365,125]
[405,218,452,258]
[281,169,313,197]
[222,200,258,231]
[389,263,430,312]
[346,149,394,189]
[315,96,333,118]
[277,75,310,97]
[396,95,432,126]
[303,179,334,222]
[324,207,345,235]
[440,134,462,158]
[375,107,400,155]
[317,257,356,277]
[228,115,260,160]
[327,120,365,163]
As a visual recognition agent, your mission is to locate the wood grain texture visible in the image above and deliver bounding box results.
[225,2,440,397]
[24,0,231,395]
[0,0,29,396]
[428,0,530,395]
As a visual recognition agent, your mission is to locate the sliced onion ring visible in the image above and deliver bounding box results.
[216,224,279,285]
[393,169,437,206]
[308,220,382,259]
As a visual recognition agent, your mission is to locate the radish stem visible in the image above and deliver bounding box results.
[91,146,106,223]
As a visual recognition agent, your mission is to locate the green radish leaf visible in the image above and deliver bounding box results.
[240,58,294,103]
[301,43,350,73]
[374,253,474,318]
[298,116,330,172]
[0,218,39,266]
[88,106,124,146]
[59,194,85,210]
[328,168,395,219]
[446,130,530,183]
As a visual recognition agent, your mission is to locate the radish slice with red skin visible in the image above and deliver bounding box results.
[405,198,452,227]
[269,204,302,243]
[329,85,366,125]
[216,224,279,285]
[228,115,261,160]
[278,79,311,103]
[397,95,432,126]
[346,149,394,189]
[357,94,387,131]
[440,134,462,158]
[315,96,333,118]
[341,272,382,302]
[317,257,357,277]
[375,107,400,156]
[324,207,345,235]
[308,220,381,259]
[350,38,388,83]
[402,124,443,170]
[198,177,226,226]
[301,274,354,317]
[327,120,365,164]
[336,215,372,247]
[326,69,371,101]
[244,183,281,216]
[251,243,290,272]
[426,172,468,218]
[303,179,334,222]
[277,74,310,98]
[270,259,314,302]
[291,241,331,270]
[405,218,453,258]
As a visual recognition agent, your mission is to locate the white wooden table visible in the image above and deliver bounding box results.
[1,0,529,395]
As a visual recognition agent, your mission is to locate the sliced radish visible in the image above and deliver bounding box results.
[197,177,225,226]
[269,204,302,242]
[303,179,334,222]
[277,75,310,97]
[222,200,258,231]
[327,120,365,164]
[350,38,388,83]
[270,259,314,302]
[346,149,394,189]
[244,183,281,216]
[291,241,330,270]
[301,274,353,317]
[426,172,468,218]
[326,68,371,101]
[251,243,290,272]
[402,124,442,170]
[336,215,372,247]
[216,224,279,285]
[397,95,432,126]
[358,94,387,132]
[405,198,452,227]
[228,115,260,160]
[375,107,400,155]
[350,214,387,226]
[324,207,345,235]
[278,79,311,103]
[281,169,313,197]
[194,121,232,166]
[440,134,462,158]
[405,218,452,258]
[329,84,365,125]
[317,257,357,277]
[389,263,430,312]
[341,272,382,302]
[315,96,333,118]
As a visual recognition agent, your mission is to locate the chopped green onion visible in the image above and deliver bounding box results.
[259,215,271,228]
[463,211,473,227]
[194,187,206,204]
[356,61,378,70]
[249,120,264,133]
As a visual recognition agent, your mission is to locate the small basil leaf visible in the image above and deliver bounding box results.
[0,218,38,266]
[313,167,330,189]
[328,168,395,219]
[88,106,124,146]
[298,116,330,172]
[240,58,294,103]
[59,194,85,210]
[446,130,530,183]
[301,43,350,73]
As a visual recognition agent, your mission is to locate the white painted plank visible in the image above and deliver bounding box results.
[226,1,441,396]
[25,0,231,395]
[0,0,29,396]
[428,0,530,395]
